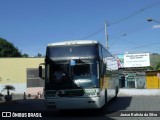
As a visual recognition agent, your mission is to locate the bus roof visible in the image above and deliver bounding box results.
[47,40,99,47]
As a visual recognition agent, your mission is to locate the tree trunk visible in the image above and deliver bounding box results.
[7,90,9,95]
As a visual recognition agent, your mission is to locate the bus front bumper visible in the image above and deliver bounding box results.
[45,97,104,109]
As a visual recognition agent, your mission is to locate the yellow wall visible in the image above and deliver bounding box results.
[0,58,44,84]
[146,71,160,89]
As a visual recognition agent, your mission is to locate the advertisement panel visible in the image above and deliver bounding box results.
[124,53,150,67]
[117,54,124,68]
[104,57,118,70]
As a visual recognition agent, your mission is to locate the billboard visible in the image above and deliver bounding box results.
[104,57,118,70]
[117,54,124,68]
[124,53,150,67]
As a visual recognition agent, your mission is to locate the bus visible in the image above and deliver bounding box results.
[39,40,119,109]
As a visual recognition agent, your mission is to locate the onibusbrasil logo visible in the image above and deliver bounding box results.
[1,112,42,118]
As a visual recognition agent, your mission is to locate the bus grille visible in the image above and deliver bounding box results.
[58,89,84,97]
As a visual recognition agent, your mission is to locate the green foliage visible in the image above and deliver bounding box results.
[0,38,22,57]
[37,53,42,57]
[156,62,160,70]
[22,53,29,57]
[146,66,154,70]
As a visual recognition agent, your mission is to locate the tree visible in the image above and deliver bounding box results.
[2,85,15,101]
[22,53,29,57]
[156,62,160,70]
[2,85,15,96]
[0,38,22,57]
[35,53,43,57]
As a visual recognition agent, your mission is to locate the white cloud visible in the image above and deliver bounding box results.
[152,25,160,29]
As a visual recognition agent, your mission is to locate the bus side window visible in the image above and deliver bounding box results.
[100,61,104,76]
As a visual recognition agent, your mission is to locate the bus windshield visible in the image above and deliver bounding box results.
[45,59,99,90]
[46,44,98,60]
[72,59,98,88]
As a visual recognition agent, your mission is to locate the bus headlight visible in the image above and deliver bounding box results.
[84,89,100,97]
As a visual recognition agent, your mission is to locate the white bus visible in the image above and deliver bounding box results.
[39,40,119,109]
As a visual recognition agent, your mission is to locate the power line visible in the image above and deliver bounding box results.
[110,42,160,54]
[111,14,160,46]
[129,42,160,50]
[109,22,151,47]
[109,1,160,26]
[80,1,160,40]
[109,33,127,47]
[81,27,104,40]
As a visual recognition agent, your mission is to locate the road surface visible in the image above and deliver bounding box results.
[0,96,160,120]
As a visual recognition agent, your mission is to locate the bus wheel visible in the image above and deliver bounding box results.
[105,90,107,105]
[114,87,118,99]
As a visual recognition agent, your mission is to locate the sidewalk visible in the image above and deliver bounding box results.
[0,94,44,103]
[118,88,160,96]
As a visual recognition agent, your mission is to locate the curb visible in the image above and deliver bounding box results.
[118,89,160,96]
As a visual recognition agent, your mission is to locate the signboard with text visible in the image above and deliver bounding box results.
[104,57,118,70]
[124,53,150,68]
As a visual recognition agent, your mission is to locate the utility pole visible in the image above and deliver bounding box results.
[105,21,109,49]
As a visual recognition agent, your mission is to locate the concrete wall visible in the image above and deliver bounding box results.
[0,58,44,94]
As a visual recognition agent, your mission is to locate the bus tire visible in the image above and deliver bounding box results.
[100,90,107,112]
[114,87,118,99]
[105,90,107,105]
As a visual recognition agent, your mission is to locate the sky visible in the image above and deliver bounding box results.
[0,0,160,56]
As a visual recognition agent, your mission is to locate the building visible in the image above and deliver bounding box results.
[117,53,150,89]
[119,68,146,89]
[0,55,159,96]
[0,58,44,95]
[146,70,160,89]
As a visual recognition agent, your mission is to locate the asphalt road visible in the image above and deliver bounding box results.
[0,96,160,120]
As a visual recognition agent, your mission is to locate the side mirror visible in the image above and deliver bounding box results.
[39,66,43,78]
[103,64,107,74]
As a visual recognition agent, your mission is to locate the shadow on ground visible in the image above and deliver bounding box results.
[43,96,132,119]
[0,96,132,119]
